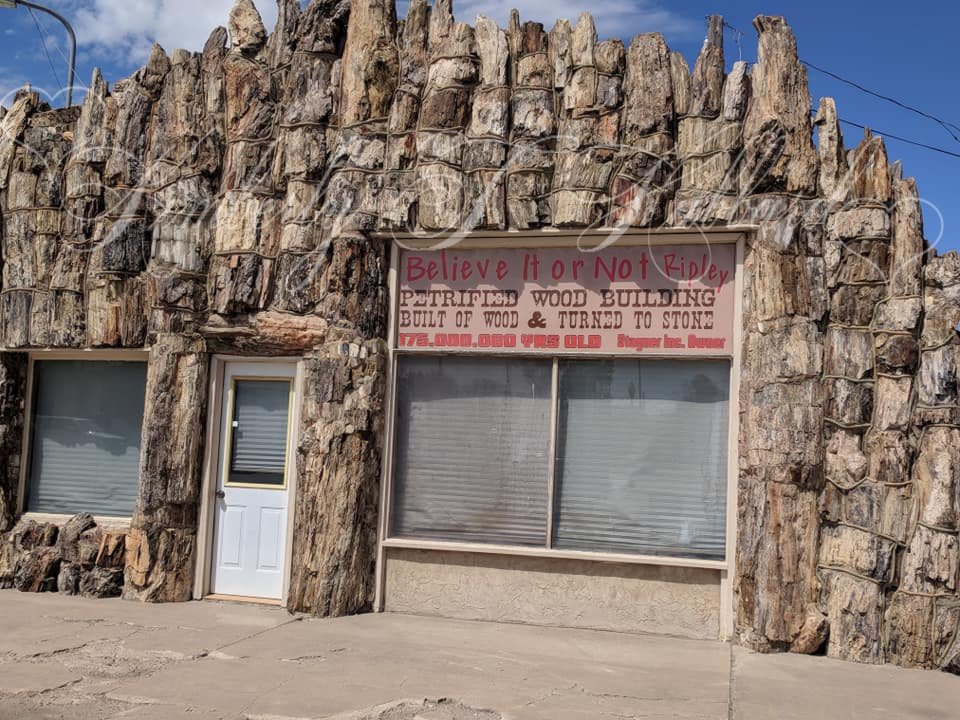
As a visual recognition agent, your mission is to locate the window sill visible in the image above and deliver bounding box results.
[20,512,132,531]
[382,538,728,571]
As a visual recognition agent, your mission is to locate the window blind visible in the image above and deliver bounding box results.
[228,379,291,486]
[391,356,552,546]
[28,360,147,517]
[552,360,729,560]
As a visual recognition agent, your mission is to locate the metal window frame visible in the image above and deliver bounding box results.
[374,228,747,640]
[16,349,150,523]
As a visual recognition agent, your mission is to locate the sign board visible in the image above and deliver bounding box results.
[395,244,736,355]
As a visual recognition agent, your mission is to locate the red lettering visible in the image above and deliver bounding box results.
[595,255,616,281]
[406,256,425,282]
[663,253,681,280]
[572,258,585,280]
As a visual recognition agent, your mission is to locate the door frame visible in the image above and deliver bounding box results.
[193,355,304,607]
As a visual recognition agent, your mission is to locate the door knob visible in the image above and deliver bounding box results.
[215,490,226,499]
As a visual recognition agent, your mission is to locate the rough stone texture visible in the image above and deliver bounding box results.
[124,334,209,603]
[739,16,817,195]
[287,338,386,616]
[0,1,959,675]
[340,0,399,125]
[0,515,127,595]
[0,521,57,589]
[0,354,27,532]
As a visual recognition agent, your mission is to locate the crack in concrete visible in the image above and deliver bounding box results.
[214,616,303,655]
[0,674,84,700]
[22,640,95,659]
[727,646,736,720]
[281,653,328,663]
[569,681,722,705]
[237,673,298,718]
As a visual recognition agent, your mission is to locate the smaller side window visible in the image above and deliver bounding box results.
[225,379,292,488]
[27,360,148,518]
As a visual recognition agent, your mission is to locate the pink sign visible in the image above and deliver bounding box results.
[395,244,736,355]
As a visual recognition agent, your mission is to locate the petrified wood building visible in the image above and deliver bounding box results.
[1,0,959,673]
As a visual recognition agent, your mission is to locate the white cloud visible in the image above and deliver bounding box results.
[48,0,279,63]
[398,0,697,41]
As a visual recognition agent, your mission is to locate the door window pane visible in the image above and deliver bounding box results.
[391,356,552,546]
[553,360,729,559]
[227,379,291,487]
[28,360,147,517]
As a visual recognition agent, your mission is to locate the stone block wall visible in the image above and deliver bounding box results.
[0,514,127,597]
[0,0,957,671]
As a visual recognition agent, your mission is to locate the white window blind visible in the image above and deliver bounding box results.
[28,360,147,517]
[228,379,291,486]
[391,356,552,546]
[553,360,729,559]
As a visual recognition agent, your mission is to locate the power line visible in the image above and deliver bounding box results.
[26,7,62,90]
[837,118,960,160]
[714,17,746,62]
[718,20,960,160]
[801,59,960,146]
[37,11,74,76]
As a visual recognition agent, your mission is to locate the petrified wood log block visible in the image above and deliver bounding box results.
[0,353,27,532]
[124,334,209,602]
[287,339,385,615]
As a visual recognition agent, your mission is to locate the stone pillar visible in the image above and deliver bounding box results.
[733,17,825,654]
[735,211,826,653]
[506,12,556,228]
[287,336,386,615]
[123,334,209,602]
[0,353,28,532]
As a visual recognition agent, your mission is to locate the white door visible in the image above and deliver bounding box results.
[210,361,296,600]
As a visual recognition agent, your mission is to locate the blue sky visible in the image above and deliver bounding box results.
[1,0,957,252]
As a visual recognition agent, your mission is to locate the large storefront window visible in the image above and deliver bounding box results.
[391,356,552,546]
[27,360,147,517]
[553,359,729,559]
[390,355,730,560]
[388,239,738,563]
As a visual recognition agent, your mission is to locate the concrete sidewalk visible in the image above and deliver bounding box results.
[0,591,956,719]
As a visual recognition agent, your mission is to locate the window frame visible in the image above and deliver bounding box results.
[389,354,556,546]
[375,230,745,634]
[387,354,732,566]
[221,375,295,491]
[17,349,150,525]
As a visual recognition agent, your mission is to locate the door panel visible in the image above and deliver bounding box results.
[220,506,246,567]
[256,507,284,571]
[210,362,296,600]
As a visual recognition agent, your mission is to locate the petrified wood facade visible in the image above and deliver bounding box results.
[1,0,959,671]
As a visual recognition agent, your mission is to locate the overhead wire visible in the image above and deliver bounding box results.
[26,7,62,90]
[801,59,960,146]
[718,19,960,160]
[41,12,75,75]
[836,118,960,160]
